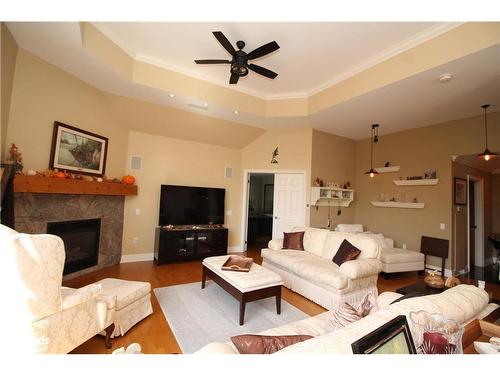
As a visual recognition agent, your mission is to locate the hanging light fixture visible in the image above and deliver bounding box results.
[478,104,497,161]
[365,124,379,178]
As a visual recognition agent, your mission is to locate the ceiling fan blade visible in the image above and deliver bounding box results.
[229,73,239,84]
[247,41,280,60]
[248,64,278,79]
[213,31,236,56]
[195,59,231,64]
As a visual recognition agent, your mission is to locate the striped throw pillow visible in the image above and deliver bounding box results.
[329,293,376,330]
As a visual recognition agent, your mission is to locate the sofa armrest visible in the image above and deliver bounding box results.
[339,258,382,279]
[268,238,283,251]
[61,284,101,310]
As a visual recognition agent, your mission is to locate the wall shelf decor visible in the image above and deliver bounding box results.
[374,166,400,173]
[310,187,354,207]
[393,179,439,186]
[370,201,425,209]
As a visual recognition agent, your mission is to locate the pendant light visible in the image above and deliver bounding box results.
[365,124,379,178]
[478,104,497,161]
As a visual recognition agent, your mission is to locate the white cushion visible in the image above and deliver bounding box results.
[335,224,364,233]
[261,249,348,289]
[359,233,386,249]
[302,227,329,257]
[203,255,283,292]
[321,232,346,259]
[380,248,424,264]
[90,278,151,310]
[267,238,283,250]
[0,224,18,238]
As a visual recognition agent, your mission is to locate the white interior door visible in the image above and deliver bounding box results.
[272,173,305,239]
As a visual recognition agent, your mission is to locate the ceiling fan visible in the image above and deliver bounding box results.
[195,31,280,84]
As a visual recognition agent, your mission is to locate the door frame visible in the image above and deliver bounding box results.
[466,174,484,270]
[240,169,307,251]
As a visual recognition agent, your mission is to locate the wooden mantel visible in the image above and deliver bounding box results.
[14,175,137,196]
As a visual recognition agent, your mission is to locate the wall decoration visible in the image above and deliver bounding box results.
[351,315,416,354]
[454,177,467,206]
[270,147,279,164]
[49,121,108,176]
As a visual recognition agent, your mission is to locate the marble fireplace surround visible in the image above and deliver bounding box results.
[14,192,124,279]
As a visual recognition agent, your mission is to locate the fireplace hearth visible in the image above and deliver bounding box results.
[47,218,101,275]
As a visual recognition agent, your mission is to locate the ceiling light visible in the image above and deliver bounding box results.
[439,74,453,83]
[365,124,380,178]
[203,102,208,107]
[234,110,239,115]
[478,104,497,161]
[169,93,175,98]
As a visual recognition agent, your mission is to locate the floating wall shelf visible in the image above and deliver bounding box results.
[311,187,354,207]
[374,166,400,173]
[370,201,425,209]
[393,179,439,186]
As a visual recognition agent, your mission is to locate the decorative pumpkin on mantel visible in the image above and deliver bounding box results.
[122,175,136,185]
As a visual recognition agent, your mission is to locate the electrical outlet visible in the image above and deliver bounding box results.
[135,208,141,215]
[440,223,445,230]
[226,210,232,216]
[132,237,139,245]
[402,243,407,250]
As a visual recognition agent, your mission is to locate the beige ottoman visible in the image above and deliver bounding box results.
[94,278,153,337]
[380,247,425,274]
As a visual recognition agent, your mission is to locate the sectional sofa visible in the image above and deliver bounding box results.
[195,284,497,354]
[260,227,383,309]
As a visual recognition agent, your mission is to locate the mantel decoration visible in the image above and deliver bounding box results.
[270,147,279,164]
[6,143,24,172]
[49,121,108,176]
[477,104,497,161]
[454,177,467,206]
[365,124,379,178]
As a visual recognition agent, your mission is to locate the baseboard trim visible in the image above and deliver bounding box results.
[121,252,154,263]
[228,245,244,253]
[424,264,458,277]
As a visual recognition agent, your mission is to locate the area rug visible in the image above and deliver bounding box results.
[154,281,309,353]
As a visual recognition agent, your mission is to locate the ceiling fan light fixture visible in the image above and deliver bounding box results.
[231,64,248,76]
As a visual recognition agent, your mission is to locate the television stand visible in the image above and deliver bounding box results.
[154,225,228,265]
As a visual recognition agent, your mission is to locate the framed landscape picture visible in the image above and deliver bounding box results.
[454,177,467,206]
[351,315,416,354]
[49,121,108,176]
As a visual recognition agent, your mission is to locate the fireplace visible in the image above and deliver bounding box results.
[47,218,101,275]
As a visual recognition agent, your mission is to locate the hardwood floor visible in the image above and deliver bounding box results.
[64,242,422,354]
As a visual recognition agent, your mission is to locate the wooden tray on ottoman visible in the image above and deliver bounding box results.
[221,255,253,272]
[462,307,500,354]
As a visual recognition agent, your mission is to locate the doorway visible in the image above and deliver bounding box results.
[467,175,484,272]
[241,170,306,251]
[246,173,274,250]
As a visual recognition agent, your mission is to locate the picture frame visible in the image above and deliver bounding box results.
[351,315,417,354]
[49,121,108,176]
[454,177,467,206]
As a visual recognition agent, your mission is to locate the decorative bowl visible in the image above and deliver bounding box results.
[424,272,444,289]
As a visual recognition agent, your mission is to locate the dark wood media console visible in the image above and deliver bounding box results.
[154,226,228,265]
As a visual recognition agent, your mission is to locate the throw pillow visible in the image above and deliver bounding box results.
[329,293,376,330]
[282,231,305,250]
[230,334,313,354]
[332,239,361,265]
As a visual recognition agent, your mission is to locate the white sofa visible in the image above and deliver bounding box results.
[261,227,383,310]
[195,284,498,354]
[335,224,425,274]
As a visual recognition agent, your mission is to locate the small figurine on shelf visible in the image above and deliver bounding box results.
[6,143,24,173]
[270,147,279,164]
[315,177,321,186]
[384,161,390,167]
[413,198,418,203]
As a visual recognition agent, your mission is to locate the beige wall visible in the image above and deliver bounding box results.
[452,162,493,270]
[123,131,242,254]
[493,174,500,235]
[353,112,500,271]
[1,23,18,161]
[310,129,356,229]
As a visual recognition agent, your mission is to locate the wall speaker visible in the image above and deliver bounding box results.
[130,156,142,170]
[225,166,233,178]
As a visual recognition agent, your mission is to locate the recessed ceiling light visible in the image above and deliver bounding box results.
[203,102,209,107]
[438,74,453,83]
[234,110,239,115]
[169,93,175,98]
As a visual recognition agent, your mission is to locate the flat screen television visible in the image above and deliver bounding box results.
[159,184,225,226]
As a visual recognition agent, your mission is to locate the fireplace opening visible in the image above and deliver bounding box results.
[47,218,101,275]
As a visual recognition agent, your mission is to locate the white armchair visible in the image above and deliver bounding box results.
[0,224,114,353]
